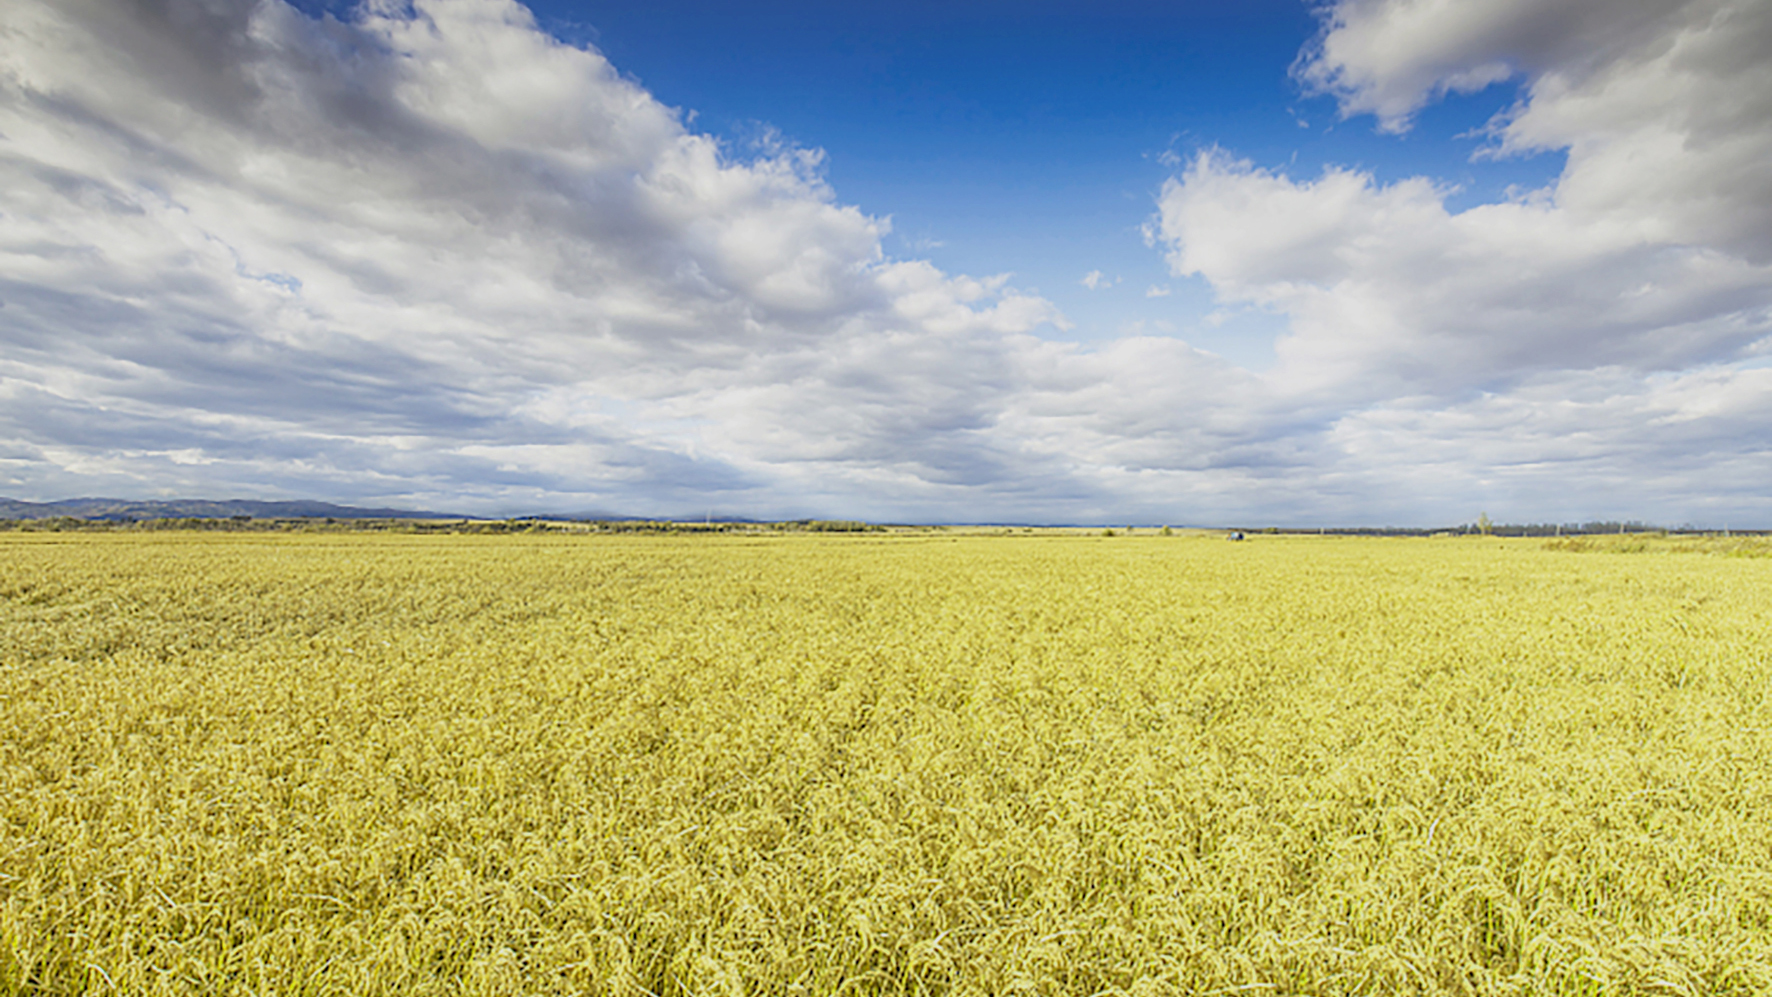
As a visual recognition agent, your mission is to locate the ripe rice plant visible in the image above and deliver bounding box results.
[2,531,1770,995]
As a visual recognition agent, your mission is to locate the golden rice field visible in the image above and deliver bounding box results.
[3,530,1771,996]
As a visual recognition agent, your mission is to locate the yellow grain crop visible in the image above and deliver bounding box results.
[2,531,1769,995]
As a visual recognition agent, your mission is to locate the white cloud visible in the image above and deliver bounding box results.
[0,0,1221,521]
[1145,285,1172,298]
[1156,149,1769,397]
[1145,0,1772,522]
[1294,0,1705,133]
[1322,365,1772,524]
[1296,0,1772,264]
[1080,270,1119,290]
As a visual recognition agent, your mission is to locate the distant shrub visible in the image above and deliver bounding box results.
[773,520,880,533]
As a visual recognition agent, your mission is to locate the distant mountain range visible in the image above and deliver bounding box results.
[0,497,460,521]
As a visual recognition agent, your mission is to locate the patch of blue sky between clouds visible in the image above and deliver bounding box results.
[509,1,1323,339]
[493,0,1569,371]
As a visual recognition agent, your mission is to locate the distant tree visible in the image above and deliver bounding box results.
[1477,512,1493,536]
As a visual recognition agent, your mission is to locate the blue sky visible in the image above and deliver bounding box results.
[2,0,1770,524]
[515,0,1563,361]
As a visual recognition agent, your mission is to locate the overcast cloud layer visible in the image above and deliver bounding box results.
[2,0,1769,524]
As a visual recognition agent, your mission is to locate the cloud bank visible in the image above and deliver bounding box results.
[1154,0,1772,523]
[1,0,1768,523]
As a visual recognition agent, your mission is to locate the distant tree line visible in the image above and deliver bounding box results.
[0,516,889,534]
[1225,521,1762,537]
[3,515,1756,537]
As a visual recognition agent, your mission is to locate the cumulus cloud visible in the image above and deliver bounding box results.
[1296,0,1772,263]
[1294,0,1701,133]
[1323,366,1772,524]
[1,0,1292,522]
[1150,0,1772,522]
[1157,150,1769,396]
[0,0,1106,517]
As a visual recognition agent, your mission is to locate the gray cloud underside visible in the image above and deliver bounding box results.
[2,0,1770,524]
